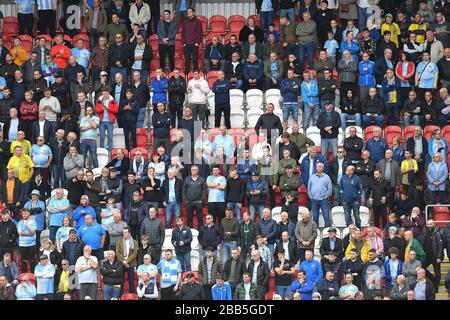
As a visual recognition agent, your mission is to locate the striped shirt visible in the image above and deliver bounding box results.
[157,258,181,288]
[36,0,54,10]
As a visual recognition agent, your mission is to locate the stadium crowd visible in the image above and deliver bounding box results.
[1,0,450,301]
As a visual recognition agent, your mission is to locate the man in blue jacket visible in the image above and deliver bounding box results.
[243,53,263,92]
[288,270,314,300]
[150,68,169,107]
[358,52,375,100]
[301,146,329,186]
[212,70,232,129]
[299,250,323,285]
[205,35,226,73]
[280,69,300,131]
[152,102,172,153]
[301,70,320,130]
[211,275,233,300]
[365,127,388,163]
[340,165,363,229]
[256,208,278,255]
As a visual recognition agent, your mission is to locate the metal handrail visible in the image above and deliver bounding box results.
[425,204,450,225]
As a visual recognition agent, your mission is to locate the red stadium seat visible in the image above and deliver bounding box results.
[207,70,221,88]
[175,33,183,54]
[273,15,281,31]
[209,15,226,35]
[148,34,159,53]
[248,15,261,27]
[174,52,185,70]
[197,15,208,35]
[443,125,450,143]
[130,147,149,160]
[246,128,258,146]
[150,55,161,71]
[224,32,241,44]
[208,127,221,142]
[298,186,309,206]
[111,148,129,159]
[121,293,138,300]
[228,128,245,145]
[364,126,382,142]
[433,207,450,228]
[3,17,19,36]
[228,15,245,34]
[18,35,33,54]
[136,128,148,148]
[424,125,441,141]
[79,16,87,34]
[73,33,90,49]
[384,125,402,147]
[19,273,36,286]
[403,125,416,142]
[39,34,53,46]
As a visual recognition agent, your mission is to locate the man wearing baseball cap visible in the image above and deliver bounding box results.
[34,254,56,300]
[177,271,205,300]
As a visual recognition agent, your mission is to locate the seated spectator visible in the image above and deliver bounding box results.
[204,35,226,73]
[390,274,408,300]
[0,253,19,287]
[239,18,264,44]
[339,273,359,300]
[242,53,264,92]
[233,272,258,300]
[224,51,244,89]
[263,52,283,90]
[361,87,385,128]
[288,270,314,300]
[224,34,242,62]
[15,273,37,300]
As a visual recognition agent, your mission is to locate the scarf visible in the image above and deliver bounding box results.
[132,158,145,176]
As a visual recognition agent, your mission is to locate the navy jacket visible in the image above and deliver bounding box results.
[212,79,232,104]
[301,154,329,186]
[256,218,278,244]
[119,98,139,124]
[152,111,171,138]
[340,174,362,203]
[280,78,300,103]
[243,60,263,80]
[162,177,183,203]
[171,225,193,254]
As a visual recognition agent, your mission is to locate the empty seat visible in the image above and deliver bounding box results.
[209,15,227,35]
[2,17,19,36]
[246,89,264,109]
[230,109,245,128]
[265,89,282,109]
[97,148,109,168]
[191,229,199,249]
[306,126,321,146]
[112,128,126,148]
[121,293,138,300]
[228,15,245,34]
[360,206,370,227]
[197,15,208,35]
[331,206,346,228]
[247,109,263,127]
[345,126,363,139]
[230,89,244,110]
[191,250,200,271]
[136,128,148,148]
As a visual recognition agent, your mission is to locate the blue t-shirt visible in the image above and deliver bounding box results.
[324,39,339,57]
[206,175,227,202]
[157,258,182,288]
[34,263,55,294]
[15,0,35,14]
[416,61,438,89]
[18,219,37,247]
[78,223,106,250]
[30,144,52,168]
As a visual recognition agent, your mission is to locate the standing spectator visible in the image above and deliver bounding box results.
[171,217,192,272]
[296,12,317,71]
[63,146,84,181]
[140,207,165,264]
[49,35,71,70]
[344,126,363,164]
[256,208,278,255]
[7,145,34,199]
[61,230,85,267]
[410,268,435,300]
[308,162,332,228]
[365,127,388,163]
[220,207,240,264]
[212,71,232,129]
[182,7,203,74]
[415,52,439,99]
[18,208,37,272]
[95,88,118,154]
[273,248,295,299]
[301,70,320,130]
[198,214,222,256]
[0,211,18,258]
[162,168,182,229]
[254,103,283,144]
[337,50,358,98]
[129,34,152,84]
[39,87,61,134]
[100,250,123,300]
[396,52,416,103]
[198,247,223,300]
[75,245,99,300]
[295,211,318,262]
[0,169,23,219]
[104,13,129,45]
[157,10,177,71]
[222,247,245,294]
[367,169,390,229]
[280,69,300,131]
[89,37,109,82]
[15,0,35,36]
[376,149,401,213]
[246,172,268,221]
[299,250,323,286]
[422,219,444,293]
[157,249,182,300]
[187,70,210,128]
[77,214,106,263]
[427,153,448,204]
[107,212,127,251]
[129,0,150,32]
[341,166,362,229]
[34,254,55,300]
[206,165,227,224]
[116,227,138,294]
[29,136,52,183]
[226,167,247,222]
[167,68,186,127]
[317,100,340,158]
[85,0,107,50]
[247,250,270,300]
[381,68,401,125]
[182,165,206,228]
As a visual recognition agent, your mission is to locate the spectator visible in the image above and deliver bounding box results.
[233,272,258,300]
[34,254,55,300]
[162,168,182,229]
[295,210,318,262]
[317,100,340,158]
[205,35,226,73]
[212,70,232,129]
[422,219,444,293]
[75,245,98,300]
[255,103,283,144]
[243,53,264,92]
[381,69,401,125]
[242,34,264,62]
[108,212,127,252]
[171,217,192,272]
[115,227,138,294]
[198,246,222,300]
[247,250,270,300]
[182,7,203,74]
[338,50,358,99]
[301,70,320,130]
[157,10,177,71]
[0,169,23,219]
[140,207,165,264]
[63,146,84,182]
[280,69,300,131]
[187,70,210,128]
[15,273,36,300]
[263,52,283,91]
[62,229,85,267]
[273,248,295,299]
[341,165,362,228]
[416,52,439,99]
[308,162,332,227]
[95,88,118,153]
[296,12,317,70]
[288,270,314,300]
[157,249,182,300]
[77,214,106,263]
[99,250,123,300]
[410,268,435,300]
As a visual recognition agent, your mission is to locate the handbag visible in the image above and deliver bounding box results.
[341,4,350,12]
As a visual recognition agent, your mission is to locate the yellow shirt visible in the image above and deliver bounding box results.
[408,23,427,44]
[58,270,69,293]
[7,155,34,183]
[9,47,28,67]
[10,140,32,155]
[381,22,401,47]
[400,159,418,185]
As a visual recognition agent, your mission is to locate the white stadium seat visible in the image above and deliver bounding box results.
[230,89,244,110]
[230,109,245,128]
[271,207,282,223]
[360,206,370,227]
[207,92,215,109]
[191,229,200,250]
[247,108,264,127]
[265,88,282,109]
[191,250,200,272]
[246,89,264,109]
[338,128,344,146]
[305,126,321,146]
[112,128,126,148]
[331,206,346,228]
[97,148,109,168]
[345,126,363,139]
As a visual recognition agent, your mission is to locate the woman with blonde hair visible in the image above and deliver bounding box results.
[55,216,75,253]
[39,239,62,268]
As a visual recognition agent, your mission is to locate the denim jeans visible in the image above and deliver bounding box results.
[362,114,384,128]
[260,11,273,32]
[80,140,99,168]
[221,241,237,264]
[403,114,420,126]
[88,28,99,51]
[249,203,266,221]
[226,202,242,223]
[166,201,181,228]
[276,285,290,299]
[280,8,295,21]
[311,199,331,227]
[137,107,147,128]
[321,138,338,158]
[99,121,114,152]
[303,104,320,130]
[49,226,59,243]
[341,113,362,130]
[358,6,371,29]
[176,251,191,272]
[298,42,315,70]
[52,164,65,188]
[110,66,127,84]
[343,199,361,229]
[121,266,135,294]
[282,102,299,122]
[333,183,342,206]
[103,284,121,300]
[21,181,30,204]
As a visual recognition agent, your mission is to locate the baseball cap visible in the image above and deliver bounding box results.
[100,71,108,76]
